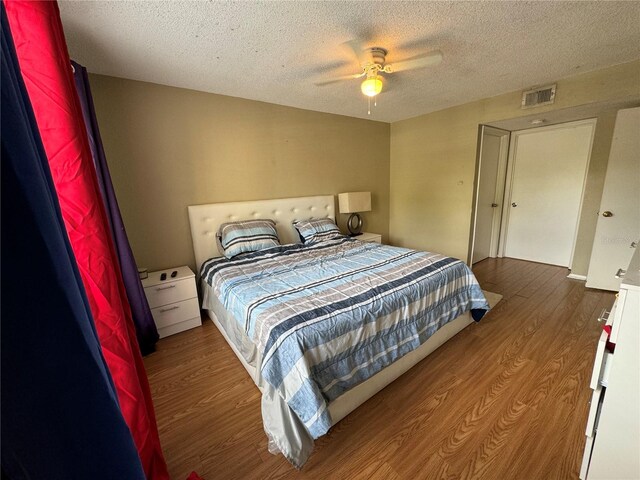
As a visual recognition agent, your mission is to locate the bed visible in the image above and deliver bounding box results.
[188,195,489,467]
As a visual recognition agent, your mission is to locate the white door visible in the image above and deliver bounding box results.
[586,107,640,291]
[503,120,595,266]
[472,126,510,264]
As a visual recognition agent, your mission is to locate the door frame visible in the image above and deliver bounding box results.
[467,125,511,265]
[497,118,597,270]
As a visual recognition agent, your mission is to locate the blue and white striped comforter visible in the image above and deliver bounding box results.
[201,236,489,439]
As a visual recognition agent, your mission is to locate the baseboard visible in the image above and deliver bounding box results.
[567,273,587,281]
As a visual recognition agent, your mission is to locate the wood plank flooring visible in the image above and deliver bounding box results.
[143,258,614,479]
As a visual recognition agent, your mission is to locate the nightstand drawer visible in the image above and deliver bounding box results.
[151,298,200,329]
[145,278,197,309]
[158,317,202,339]
[357,232,382,244]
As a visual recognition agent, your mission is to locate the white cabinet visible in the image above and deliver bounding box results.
[356,232,382,244]
[580,248,640,479]
[142,266,201,338]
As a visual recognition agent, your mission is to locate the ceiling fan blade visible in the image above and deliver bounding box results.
[342,39,373,66]
[314,72,365,86]
[387,50,443,73]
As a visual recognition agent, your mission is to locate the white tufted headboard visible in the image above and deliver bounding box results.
[188,195,335,273]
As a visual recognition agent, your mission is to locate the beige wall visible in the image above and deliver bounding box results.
[92,60,639,277]
[89,75,390,272]
[390,61,640,274]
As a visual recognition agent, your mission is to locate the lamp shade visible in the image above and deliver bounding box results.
[338,192,371,214]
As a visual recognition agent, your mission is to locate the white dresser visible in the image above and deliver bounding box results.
[580,248,640,479]
[142,266,201,338]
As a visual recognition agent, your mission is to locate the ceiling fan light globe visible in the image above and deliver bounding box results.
[361,76,383,97]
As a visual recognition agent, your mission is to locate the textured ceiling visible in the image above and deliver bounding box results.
[59,1,640,123]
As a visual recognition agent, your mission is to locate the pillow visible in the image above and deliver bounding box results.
[217,219,280,259]
[293,218,341,243]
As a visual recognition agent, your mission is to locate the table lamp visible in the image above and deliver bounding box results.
[338,192,371,236]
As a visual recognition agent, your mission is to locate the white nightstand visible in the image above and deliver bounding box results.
[355,232,382,244]
[142,266,201,338]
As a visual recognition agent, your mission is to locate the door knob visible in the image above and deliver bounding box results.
[491,203,499,207]
[602,211,613,217]
[512,202,518,207]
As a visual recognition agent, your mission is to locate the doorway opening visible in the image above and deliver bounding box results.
[468,126,510,265]
[469,118,596,269]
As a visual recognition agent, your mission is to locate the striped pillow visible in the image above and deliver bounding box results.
[217,219,280,259]
[293,218,342,243]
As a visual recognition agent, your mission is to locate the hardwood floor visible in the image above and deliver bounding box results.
[143,258,614,479]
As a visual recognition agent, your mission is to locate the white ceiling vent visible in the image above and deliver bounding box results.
[521,84,556,109]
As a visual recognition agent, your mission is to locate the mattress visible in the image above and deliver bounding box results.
[200,236,489,466]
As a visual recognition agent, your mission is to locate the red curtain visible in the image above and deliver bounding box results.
[4,2,169,478]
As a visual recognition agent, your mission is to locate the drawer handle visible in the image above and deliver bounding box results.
[615,268,626,279]
[156,284,176,291]
[598,308,610,323]
[159,305,180,313]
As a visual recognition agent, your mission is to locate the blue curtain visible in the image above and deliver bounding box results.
[71,61,159,355]
[0,5,145,478]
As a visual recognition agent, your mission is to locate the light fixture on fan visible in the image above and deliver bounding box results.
[361,74,383,97]
[315,41,443,115]
[360,73,383,114]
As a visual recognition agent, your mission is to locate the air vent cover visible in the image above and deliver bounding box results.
[521,84,556,109]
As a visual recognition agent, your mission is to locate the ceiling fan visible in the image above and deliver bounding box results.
[315,40,443,112]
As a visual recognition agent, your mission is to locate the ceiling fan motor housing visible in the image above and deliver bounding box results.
[368,47,388,67]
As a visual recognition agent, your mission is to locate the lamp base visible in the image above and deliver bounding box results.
[346,213,363,235]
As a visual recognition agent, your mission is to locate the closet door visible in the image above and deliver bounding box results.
[503,120,595,267]
[586,107,640,291]
[472,126,510,264]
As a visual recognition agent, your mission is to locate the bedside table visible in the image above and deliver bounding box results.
[141,266,201,338]
[356,232,382,244]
